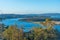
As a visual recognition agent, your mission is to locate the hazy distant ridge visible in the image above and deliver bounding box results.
[0,13,60,19]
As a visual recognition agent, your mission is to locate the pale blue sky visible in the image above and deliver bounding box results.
[0,0,60,14]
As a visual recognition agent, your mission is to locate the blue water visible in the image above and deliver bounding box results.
[54,25,60,32]
[1,18,60,32]
[2,18,41,32]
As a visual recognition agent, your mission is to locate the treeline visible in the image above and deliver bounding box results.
[3,19,59,40]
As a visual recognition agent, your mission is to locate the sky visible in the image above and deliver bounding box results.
[0,0,60,14]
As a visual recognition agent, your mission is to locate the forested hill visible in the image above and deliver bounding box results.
[0,13,60,19]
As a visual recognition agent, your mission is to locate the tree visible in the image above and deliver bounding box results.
[29,18,57,40]
[40,18,57,40]
[3,25,24,40]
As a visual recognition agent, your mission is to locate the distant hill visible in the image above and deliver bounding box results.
[0,13,60,19]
